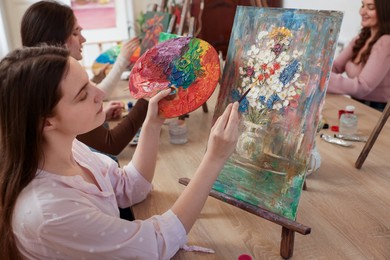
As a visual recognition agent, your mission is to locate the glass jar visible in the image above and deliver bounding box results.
[235,121,266,161]
[339,113,358,135]
[169,120,188,144]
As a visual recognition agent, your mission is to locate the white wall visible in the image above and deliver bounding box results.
[283,0,361,45]
[2,0,39,52]
[0,1,11,58]
[0,0,362,58]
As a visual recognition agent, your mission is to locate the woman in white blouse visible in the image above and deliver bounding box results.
[0,46,240,259]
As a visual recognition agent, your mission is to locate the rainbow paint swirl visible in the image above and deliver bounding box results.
[129,37,220,118]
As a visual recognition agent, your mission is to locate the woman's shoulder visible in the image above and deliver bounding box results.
[374,35,390,49]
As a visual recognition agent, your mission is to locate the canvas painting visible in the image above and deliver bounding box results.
[91,11,171,76]
[212,7,343,220]
[123,11,172,69]
[138,11,172,58]
[91,44,120,75]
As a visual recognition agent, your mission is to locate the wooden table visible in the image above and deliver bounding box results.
[112,84,390,259]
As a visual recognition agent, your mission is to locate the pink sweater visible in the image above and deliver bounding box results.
[327,35,390,102]
[13,140,187,259]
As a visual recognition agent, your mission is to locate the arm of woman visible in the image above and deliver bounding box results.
[327,36,390,98]
[76,98,148,155]
[96,55,127,97]
[331,38,355,73]
[171,102,240,233]
[97,38,140,97]
[131,89,171,182]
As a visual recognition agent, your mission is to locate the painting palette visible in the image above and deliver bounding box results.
[129,36,220,118]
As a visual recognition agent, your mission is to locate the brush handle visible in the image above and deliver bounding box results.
[238,76,261,103]
[238,87,252,103]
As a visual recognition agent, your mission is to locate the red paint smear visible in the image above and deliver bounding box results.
[129,48,171,98]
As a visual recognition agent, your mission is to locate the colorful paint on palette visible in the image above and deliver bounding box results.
[212,7,343,220]
[129,37,220,118]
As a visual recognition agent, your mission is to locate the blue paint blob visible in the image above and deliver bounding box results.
[280,59,300,85]
[281,11,303,30]
[239,98,249,113]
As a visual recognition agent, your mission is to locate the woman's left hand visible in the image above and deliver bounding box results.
[144,89,172,127]
[104,101,124,121]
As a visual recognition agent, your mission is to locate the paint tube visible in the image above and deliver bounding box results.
[334,134,367,142]
[320,134,352,147]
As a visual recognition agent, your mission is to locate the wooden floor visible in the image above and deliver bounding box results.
[111,84,390,259]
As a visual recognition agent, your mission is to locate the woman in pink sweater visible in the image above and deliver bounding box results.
[327,0,390,111]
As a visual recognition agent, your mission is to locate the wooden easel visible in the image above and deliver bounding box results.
[179,178,311,259]
[355,100,390,169]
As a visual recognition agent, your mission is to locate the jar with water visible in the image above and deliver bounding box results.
[339,113,358,135]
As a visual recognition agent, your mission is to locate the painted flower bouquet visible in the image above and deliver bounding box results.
[232,26,305,163]
[233,27,304,124]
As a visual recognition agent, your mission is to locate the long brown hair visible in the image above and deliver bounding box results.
[21,0,75,47]
[0,46,69,259]
[352,0,390,64]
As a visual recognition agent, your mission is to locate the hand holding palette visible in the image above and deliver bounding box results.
[128,37,220,118]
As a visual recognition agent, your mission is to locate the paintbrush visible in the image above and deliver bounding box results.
[238,77,260,103]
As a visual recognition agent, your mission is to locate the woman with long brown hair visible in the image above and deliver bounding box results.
[21,0,148,155]
[327,0,390,111]
[0,45,240,259]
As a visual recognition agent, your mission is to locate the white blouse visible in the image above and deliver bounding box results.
[13,140,187,259]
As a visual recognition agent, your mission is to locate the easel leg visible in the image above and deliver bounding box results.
[280,227,295,259]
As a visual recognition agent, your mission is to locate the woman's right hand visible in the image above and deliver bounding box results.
[170,102,240,233]
[206,102,240,162]
[120,37,140,61]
